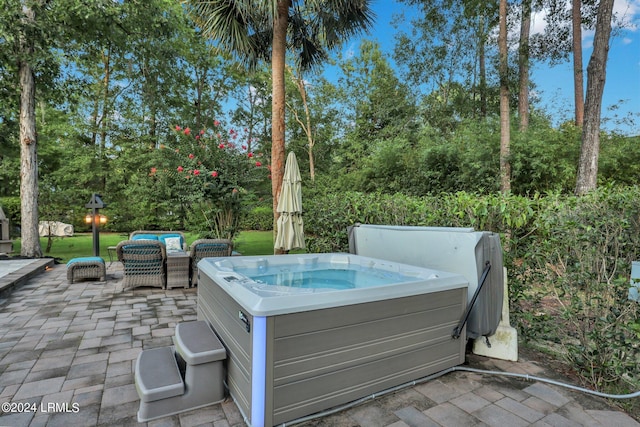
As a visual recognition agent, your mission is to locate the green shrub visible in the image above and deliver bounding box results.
[240,205,273,231]
[530,186,640,391]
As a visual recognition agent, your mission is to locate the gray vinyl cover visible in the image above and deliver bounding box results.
[348,224,504,339]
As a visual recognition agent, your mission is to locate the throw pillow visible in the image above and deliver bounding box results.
[165,237,182,253]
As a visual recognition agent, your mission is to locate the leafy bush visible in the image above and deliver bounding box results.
[240,205,273,231]
[530,186,640,391]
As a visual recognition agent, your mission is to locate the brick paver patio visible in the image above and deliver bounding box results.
[0,261,638,426]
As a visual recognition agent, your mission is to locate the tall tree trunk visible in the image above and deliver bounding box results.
[518,0,531,131]
[575,0,615,195]
[479,20,487,118]
[289,67,316,181]
[272,0,289,253]
[195,68,204,129]
[572,0,585,127]
[247,84,257,153]
[19,6,43,258]
[100,47,111,154]
[499,0,511,193]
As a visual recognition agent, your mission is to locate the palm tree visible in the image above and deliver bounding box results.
[185,0,374,234]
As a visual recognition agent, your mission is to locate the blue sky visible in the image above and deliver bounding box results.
[339,0,640,135]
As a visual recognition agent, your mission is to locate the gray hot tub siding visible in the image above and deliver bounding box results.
[198,273,467,427]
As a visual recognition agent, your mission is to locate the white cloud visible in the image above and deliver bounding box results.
[614,0,640,31]
[344,42,357,59]
[530,9,549,36]
[529,0,639,45]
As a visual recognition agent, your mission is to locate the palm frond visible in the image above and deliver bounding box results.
[184,0,272,68]
[184,0,374,71]
[288,0,375,71]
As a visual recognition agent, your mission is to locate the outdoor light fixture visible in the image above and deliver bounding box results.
[85,214,107,225]
[85,194,106,257]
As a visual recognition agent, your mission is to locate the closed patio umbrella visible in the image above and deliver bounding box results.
[274,152,305,253]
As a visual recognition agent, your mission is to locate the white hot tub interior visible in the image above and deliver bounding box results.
[199,253,468,316]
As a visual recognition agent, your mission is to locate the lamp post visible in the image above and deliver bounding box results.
[85,194,106,257]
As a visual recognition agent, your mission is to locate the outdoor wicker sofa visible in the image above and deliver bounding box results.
[116,239,167,289]
[189,239,233,286]
[129,230,187,252]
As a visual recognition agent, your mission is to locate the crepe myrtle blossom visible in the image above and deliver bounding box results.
[161,124,266,195]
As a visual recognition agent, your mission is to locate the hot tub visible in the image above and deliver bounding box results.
[197,253,468,427]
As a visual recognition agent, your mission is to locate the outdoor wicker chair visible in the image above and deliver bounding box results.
[116,239,167,289]
[189,239,233,286]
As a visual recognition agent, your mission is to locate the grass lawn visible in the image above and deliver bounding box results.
[10,230,277,262]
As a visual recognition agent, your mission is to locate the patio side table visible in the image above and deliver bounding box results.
[166,252,190,289]
[107,246,117,265]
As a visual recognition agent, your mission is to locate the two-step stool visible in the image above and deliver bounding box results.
[134,320,227,422]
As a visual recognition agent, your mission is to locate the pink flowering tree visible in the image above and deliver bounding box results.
[151,123,267,239]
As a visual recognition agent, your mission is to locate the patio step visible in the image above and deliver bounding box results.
[135,346,184,403]
[174,320,226,365]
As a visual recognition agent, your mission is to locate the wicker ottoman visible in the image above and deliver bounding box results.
[67,256,106,283]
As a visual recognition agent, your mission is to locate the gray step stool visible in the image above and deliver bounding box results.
[135,321,227,422]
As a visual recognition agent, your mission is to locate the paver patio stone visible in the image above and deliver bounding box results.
[474,403,530,427]
[520,395,557,414]
[523,382,572,407]
[377,388,436,413]
[450,391,491,413]
[415,379,465,404]
[61,375,104,393]
[536,412,582,427]
[101,383,138,408]
[495,396,545,423]
[394,406,440,427]
[349,404,399,427]
[557,401,602,426]
[24,367,70,383]
[178,404,227,426]
[0,368,30,387]
[67,360,108,380]
[424,401,484,426]
[13,376,65,400]
[31,355,74,372]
